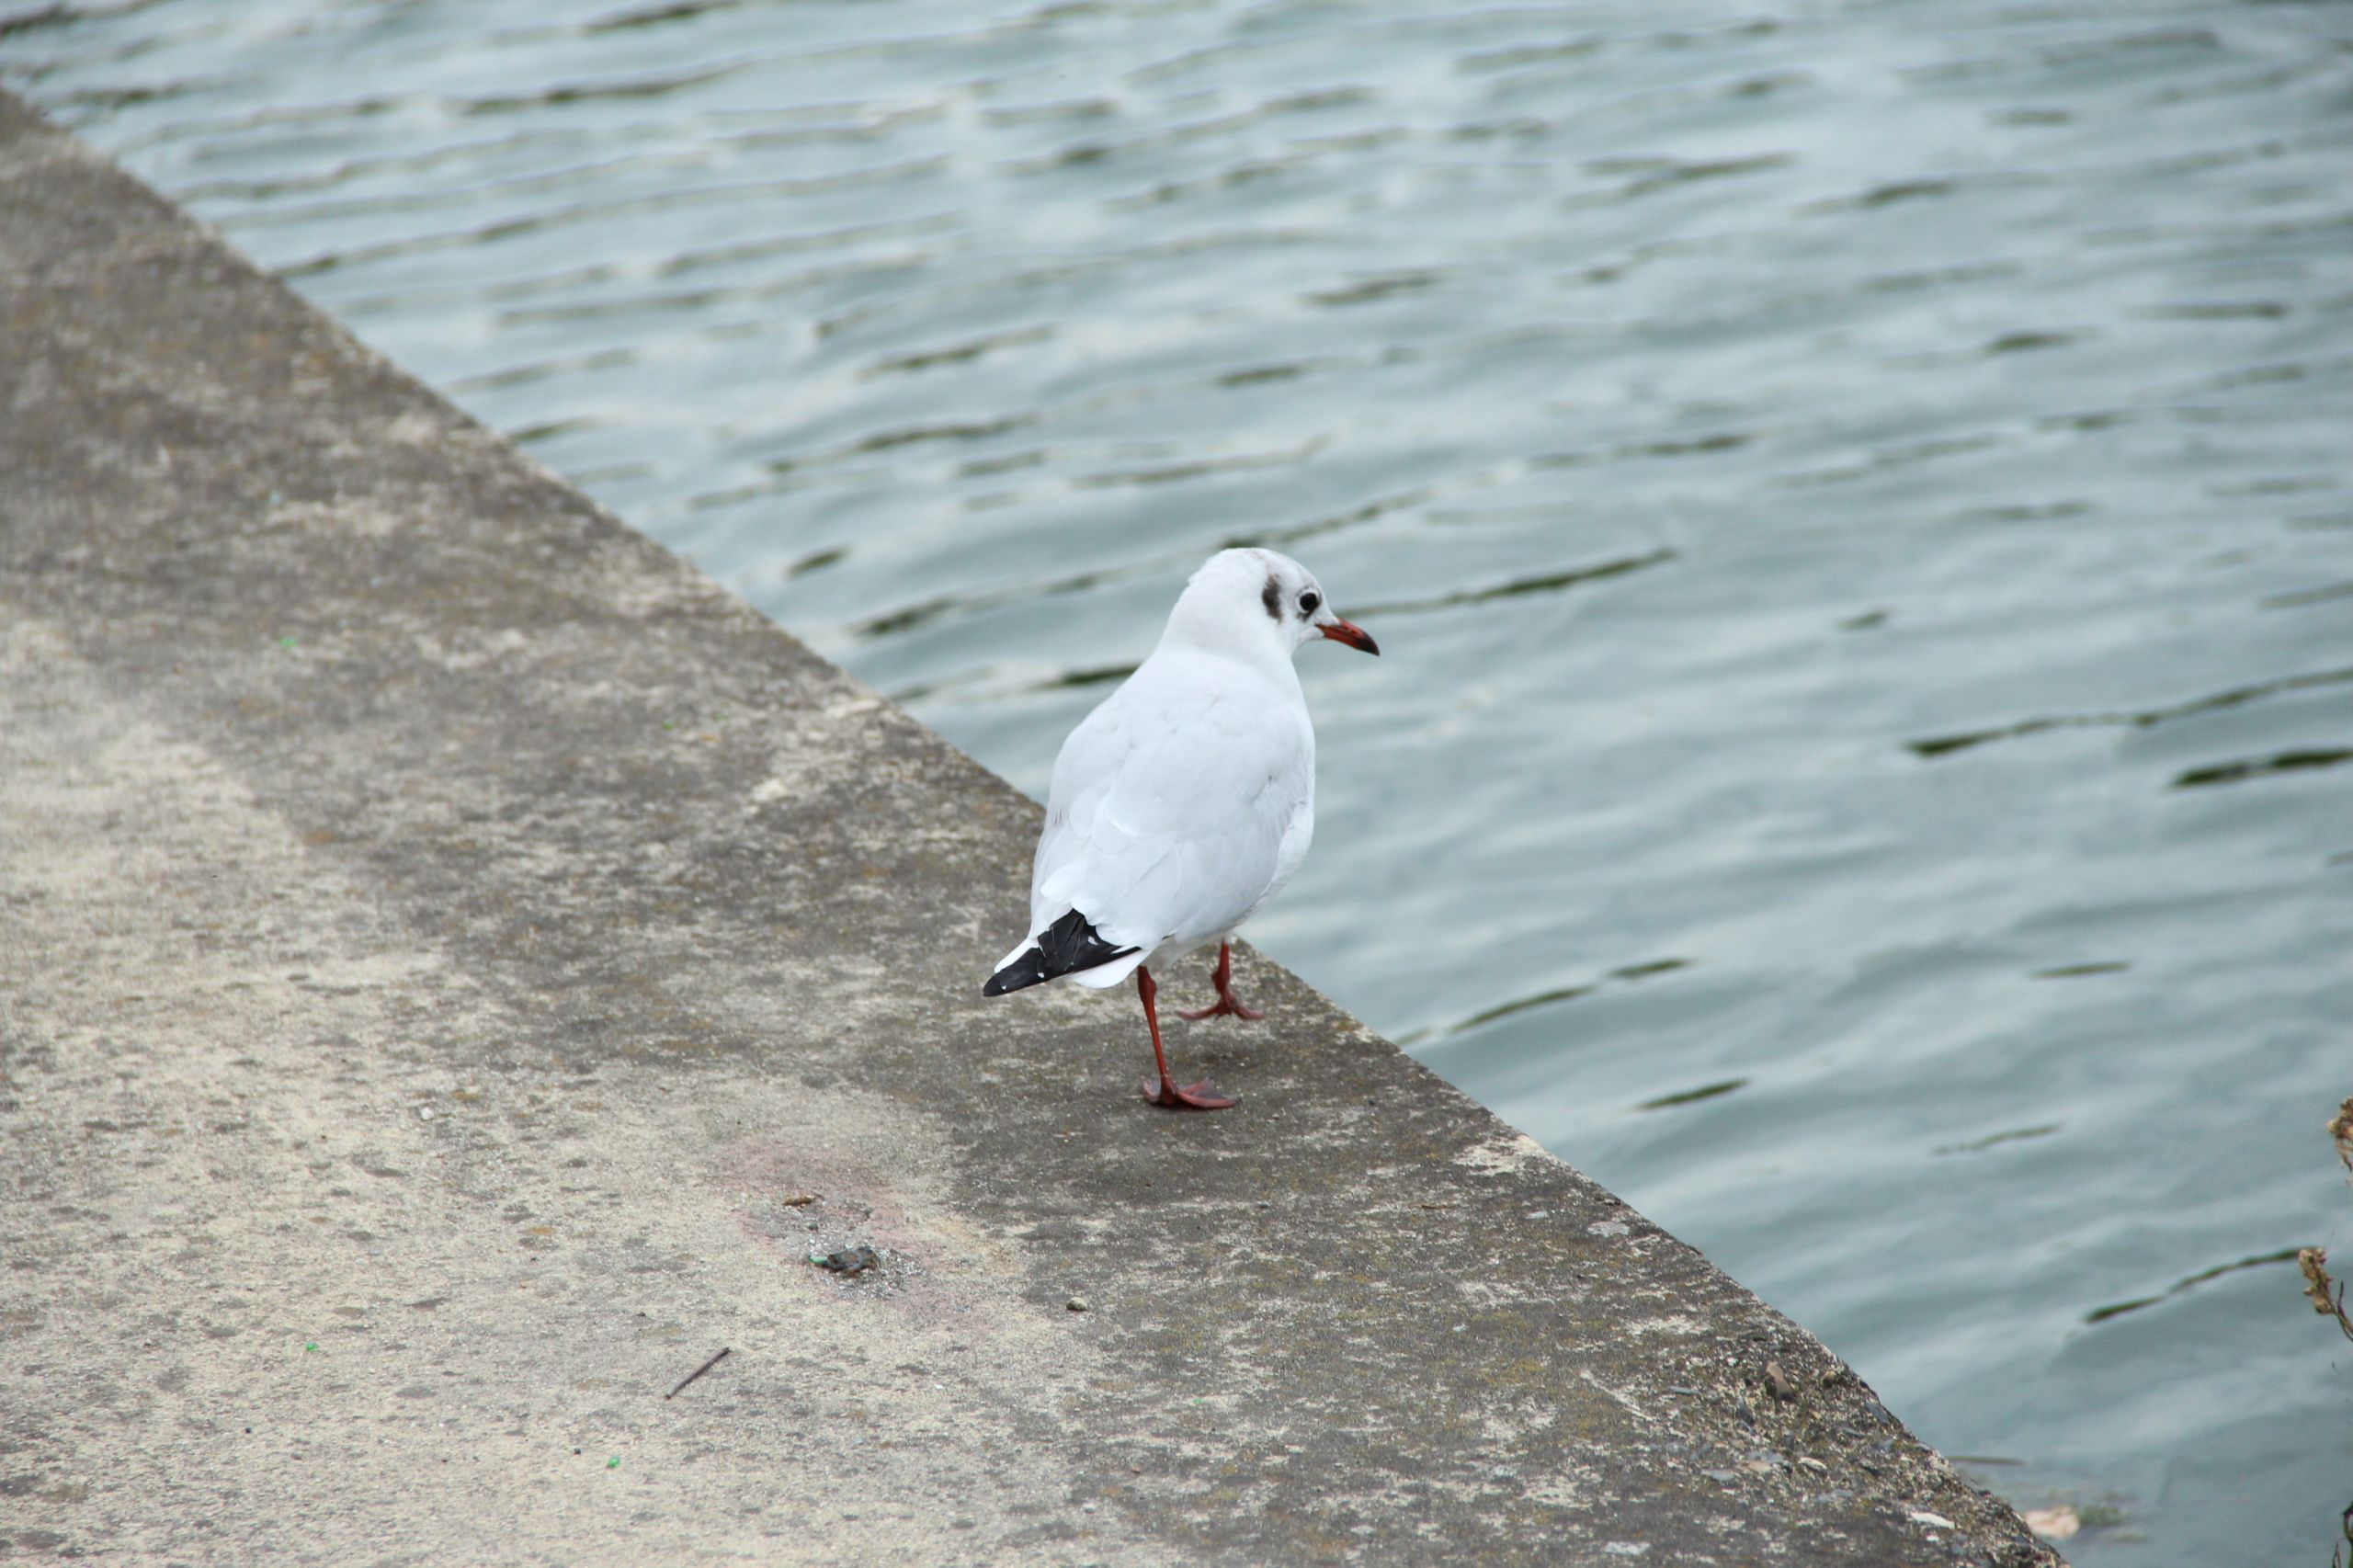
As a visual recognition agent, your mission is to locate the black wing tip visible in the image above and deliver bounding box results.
[983,910,1139,996]
[983,950,1047,996]
[1039,908,1140,980]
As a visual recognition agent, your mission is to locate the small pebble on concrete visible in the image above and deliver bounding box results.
[813,1244,881,1275]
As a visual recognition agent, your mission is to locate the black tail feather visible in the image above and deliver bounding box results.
[983,908,1139,996]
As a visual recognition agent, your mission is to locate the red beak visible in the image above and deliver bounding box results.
[1318,619,1380,656]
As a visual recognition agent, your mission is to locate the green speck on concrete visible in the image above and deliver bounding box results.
[608,1457,621,1470]
[279,635,298,649]
[303,1341,317,1352]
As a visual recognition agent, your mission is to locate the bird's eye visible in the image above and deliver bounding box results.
[1298,590,1322,617]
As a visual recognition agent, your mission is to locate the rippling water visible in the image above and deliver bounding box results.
[11,2,2351,1559]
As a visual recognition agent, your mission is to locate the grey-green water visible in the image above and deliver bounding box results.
[9,1,2349,1558]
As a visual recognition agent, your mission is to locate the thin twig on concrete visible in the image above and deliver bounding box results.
[665,1346,732,1400]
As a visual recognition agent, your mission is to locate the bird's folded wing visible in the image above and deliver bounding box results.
[1031,669,1309,957]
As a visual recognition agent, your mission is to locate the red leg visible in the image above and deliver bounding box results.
[1136,965,1236,1110]
[1177,942,1265,1021]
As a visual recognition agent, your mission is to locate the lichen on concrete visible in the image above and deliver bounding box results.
[0,90,2057,1565]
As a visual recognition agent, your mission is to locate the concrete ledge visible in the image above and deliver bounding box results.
[0,91,2055,1565]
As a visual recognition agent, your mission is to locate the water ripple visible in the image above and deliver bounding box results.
[2085,1247,2304,1326]
[1349,549,1676,618]
[2171,747,2353,790]
[1906,665,2353,759]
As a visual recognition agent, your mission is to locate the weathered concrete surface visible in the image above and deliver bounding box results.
[0,90,2057,1566]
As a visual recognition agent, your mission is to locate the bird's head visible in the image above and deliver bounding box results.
[1166,547,1380,663]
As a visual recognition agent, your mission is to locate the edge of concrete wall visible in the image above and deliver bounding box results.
[0,90,2057,1566]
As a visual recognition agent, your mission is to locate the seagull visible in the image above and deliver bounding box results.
[983,548,1379,1110]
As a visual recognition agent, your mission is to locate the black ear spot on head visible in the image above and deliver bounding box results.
[1262,574,1282,621]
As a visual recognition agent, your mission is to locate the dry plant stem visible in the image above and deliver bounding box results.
[2299,1249,2353,1342]
[2313,1096,2353,1341]
[2326,1099,2353,1568]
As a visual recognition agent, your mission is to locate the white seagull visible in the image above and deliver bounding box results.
[983,548,1379,1109]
